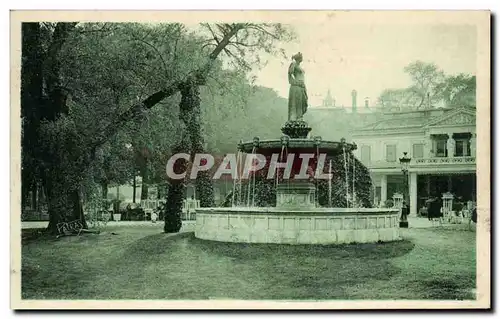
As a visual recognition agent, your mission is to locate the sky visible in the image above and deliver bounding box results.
[250,23,477,108]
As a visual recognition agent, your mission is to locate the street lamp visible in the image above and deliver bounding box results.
[399,152,411,228]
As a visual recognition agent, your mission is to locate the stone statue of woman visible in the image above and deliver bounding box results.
[287,52,308,121]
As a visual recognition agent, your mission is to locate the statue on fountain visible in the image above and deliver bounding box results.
[282,52,312,138]
[288,52,308,120]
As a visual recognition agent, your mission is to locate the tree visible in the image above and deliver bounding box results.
[21,22,295,234]
[403,61,445,109]
[437,74,476,108]
[159,23,294,230]
[376,61,475,111]
[92,131,136,202]
[202,83,288,154]
[21,23,44,210]
[21,22,86,232]
[376,88,412,110]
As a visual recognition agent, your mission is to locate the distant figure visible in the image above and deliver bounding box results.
[427,196,443,225]
[400,201,409,227]
[287,52,308,121]
[151,211,158,223]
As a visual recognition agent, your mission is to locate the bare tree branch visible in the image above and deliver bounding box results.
[244,24,281,40]
[131,37,168,77]
[93,22,287,149]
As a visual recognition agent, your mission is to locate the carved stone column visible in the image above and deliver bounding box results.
[409,172,418,216]
[447,134,455,157]
[380,175,387,205]
[470,133,476,157]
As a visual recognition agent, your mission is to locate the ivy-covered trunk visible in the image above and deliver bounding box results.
[163,80,216,233]
[163,138,188,233]
[179,80,215,208]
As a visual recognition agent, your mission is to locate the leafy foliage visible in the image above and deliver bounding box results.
[404,61,446,108]
[436,74,476,108]
[21,21,296,233]
[377,61,475,110]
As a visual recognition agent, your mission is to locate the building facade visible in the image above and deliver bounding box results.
[351,106,476,215]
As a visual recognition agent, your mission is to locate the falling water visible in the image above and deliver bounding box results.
[231,150,240,207]
[315,145,320,207]
[246,147,256,207]
[238,151,243,206]
[328,159,332,207]
[276,145,285,189]
[251,152,258,207]
[352,155,356,207]
[342,146,349,208]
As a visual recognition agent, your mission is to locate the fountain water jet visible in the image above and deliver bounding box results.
[328,159,332,208]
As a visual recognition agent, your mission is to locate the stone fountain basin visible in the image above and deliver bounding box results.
[238,138,356,155]
[195,207,401,245]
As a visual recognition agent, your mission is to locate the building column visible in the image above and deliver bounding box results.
[470,133,476,157]
[409,172,417,216]
[381,175,387,206]
[447,134,455,157]
[425,135,433,158]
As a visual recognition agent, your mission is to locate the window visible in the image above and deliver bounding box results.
[360,145,371,163]
[386,144,396,162]
[412,144,424,159]
[434,139,447,157]
[455,139,470,157]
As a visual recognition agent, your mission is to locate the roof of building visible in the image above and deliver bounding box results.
[362,117,427,130]
[352,106,476,132]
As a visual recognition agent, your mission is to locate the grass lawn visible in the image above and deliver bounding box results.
[21,224,476,300]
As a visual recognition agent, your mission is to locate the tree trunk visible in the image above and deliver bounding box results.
[21,22,87,234]
[38,184,46,211]
[132,175,137,203]
[102,181,111,221]
[44,165,89,234]
[31,183,38,211]
[102,181,108,199]
[71,189,87,228]
[140,159,149,201]
[45,23,89,232]
[164,138,188,233]
[179,81,215,208]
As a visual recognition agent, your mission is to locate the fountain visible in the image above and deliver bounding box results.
[195,52,400,245]
[194,121,401,244]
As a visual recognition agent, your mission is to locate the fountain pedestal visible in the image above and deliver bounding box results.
[276,181,316,209]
